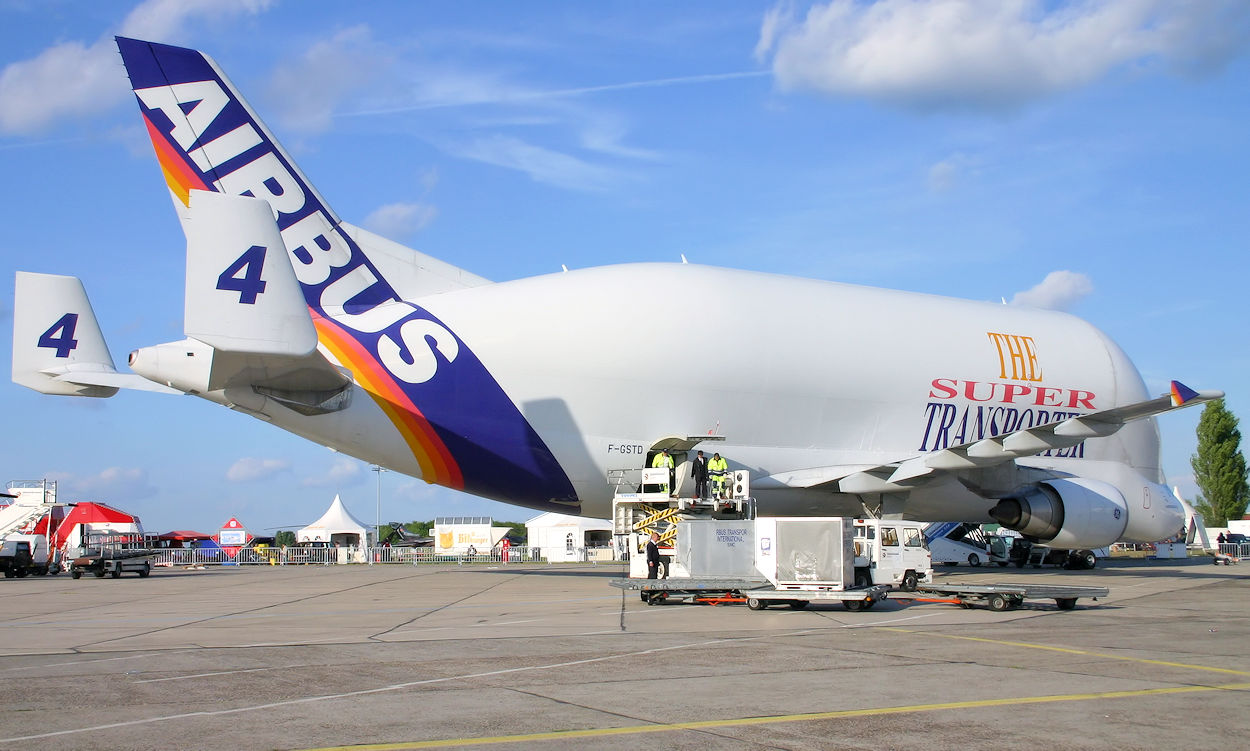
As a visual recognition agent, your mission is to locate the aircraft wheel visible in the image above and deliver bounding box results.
[987,594,1008,612]
[746,597,766,611]
[1078,551,1097,569]
[900,571,919,592]
[788,600,809,610]
[1055,598,1077,610]
[967,553,981,567]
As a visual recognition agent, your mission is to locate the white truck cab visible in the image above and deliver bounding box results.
[853,519,933,591]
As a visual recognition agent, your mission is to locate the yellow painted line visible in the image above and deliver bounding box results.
[300,682,1250,750]
[875,627,1250,677]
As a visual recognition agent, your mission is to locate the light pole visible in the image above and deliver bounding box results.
[371,465,387,561]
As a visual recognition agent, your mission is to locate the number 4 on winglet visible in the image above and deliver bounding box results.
[216,245,268,304]
[37,313,79,358]
[184,190,317,357]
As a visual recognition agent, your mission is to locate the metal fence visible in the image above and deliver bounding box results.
[152,546,617,567]
[1218,543,1250,560]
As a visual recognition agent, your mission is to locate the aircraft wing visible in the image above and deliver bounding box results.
[761,381,1223,495]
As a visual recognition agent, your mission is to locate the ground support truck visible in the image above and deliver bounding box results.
[611,516,922,612]
[610,515,1108,612]
[1,534,55,577]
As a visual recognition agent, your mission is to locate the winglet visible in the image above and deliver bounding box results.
[1169,380,1201,407]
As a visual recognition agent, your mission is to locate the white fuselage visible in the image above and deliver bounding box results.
[236,262,1159,522]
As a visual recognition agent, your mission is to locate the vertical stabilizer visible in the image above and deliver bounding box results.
[12,272,120,397]
[184,190,318,356]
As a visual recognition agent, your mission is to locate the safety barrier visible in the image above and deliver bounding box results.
[1218,542,1250,560]
[152,546,616,567]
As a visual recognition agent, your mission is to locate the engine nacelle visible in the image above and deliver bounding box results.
[990,478,1129,549]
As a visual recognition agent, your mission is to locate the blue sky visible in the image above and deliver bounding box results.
[1,1,1246,536]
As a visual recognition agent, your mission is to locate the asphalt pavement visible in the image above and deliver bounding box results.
[0,556,1245,750]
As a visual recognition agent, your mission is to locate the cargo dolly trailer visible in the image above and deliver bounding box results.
[904,582,1109,611]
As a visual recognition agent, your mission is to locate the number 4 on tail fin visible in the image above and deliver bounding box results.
[12,272,175,397]
[184,189,317,356]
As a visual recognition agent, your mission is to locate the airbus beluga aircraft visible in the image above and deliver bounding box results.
[11,38,1220,551]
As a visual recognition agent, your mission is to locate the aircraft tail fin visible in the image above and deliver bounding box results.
[114,36,340,237]
[184,189,318,356]
[114,36,490,304]
[12,272,121,397]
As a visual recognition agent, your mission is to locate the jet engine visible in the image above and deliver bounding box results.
[990,477,1129,549]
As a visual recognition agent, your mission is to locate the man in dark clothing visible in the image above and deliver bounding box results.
[646,532,662,579]
[691,450,709,500]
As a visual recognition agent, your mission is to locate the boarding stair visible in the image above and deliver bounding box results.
[0,480,57,537]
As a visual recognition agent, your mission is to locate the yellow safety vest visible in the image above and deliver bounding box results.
[652,453,674,469]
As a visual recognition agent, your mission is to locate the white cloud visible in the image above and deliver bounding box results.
[927,153,977,192]
[1010,270,1094,310]
[226,457,291,482]
[117,0,273,41]
[300,457,364,488]
[457,134,624,192]
[0,41,123,134]
[266,25,394,134]
[363,202,439,241]
[758,0,1250,112]
[51,467,158,501]
[0,0,272,135]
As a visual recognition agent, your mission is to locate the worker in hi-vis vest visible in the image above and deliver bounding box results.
[708,452,729,499]
[652,449,675,496]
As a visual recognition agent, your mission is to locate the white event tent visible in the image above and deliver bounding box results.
[525,512,614,562]
[297,494,371,548]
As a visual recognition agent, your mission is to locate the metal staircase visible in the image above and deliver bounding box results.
[0,480,57,537]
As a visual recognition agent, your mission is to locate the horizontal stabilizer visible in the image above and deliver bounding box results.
[12,272,121,397]
[184,190,318,357]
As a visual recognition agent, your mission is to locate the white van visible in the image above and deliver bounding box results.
[852,519,933,590]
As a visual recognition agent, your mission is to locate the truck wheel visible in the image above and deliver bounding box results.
[746,597,766,611]
[1055,598,1077,610]
[111,570,121,579]
[842,599,865,612]
[788,600,809,610]
[139,563,151,578]
[71,569,82,579]
[967,553,981,567]
[15,568,27,578]
[987,594,1008,612]
[900,571,919,592]
[3,570,13,579]
[854,570,872,589]
[94,569,106,578]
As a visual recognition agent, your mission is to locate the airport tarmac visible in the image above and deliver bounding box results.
[0,557,1246,751]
